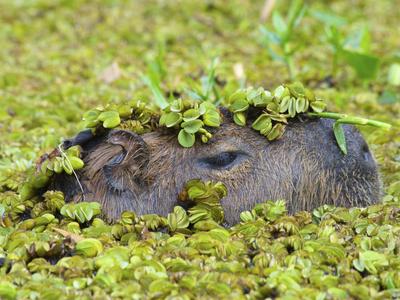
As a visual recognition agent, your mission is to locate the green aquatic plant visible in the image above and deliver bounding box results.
[19,146,84,201]
[82,101,156,134]
[60,202,101,224]
[159,99,221,147]
[228,82,391,153]
[0,1,399,298]
[178,179,227,225]
[2,175,400,298]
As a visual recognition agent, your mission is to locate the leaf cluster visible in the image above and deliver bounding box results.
[2,186,400,299]
[159,99,221,147]
[229,82,326,141]
[60,202,102,224]
[20,146,84,202]
[82,100,159,134]
[178,179,227,226]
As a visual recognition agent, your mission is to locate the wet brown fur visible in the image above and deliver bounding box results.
[53,114,381,225]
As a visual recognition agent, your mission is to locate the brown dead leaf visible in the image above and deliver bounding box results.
[99,62,121,84]
[52,227,84,243]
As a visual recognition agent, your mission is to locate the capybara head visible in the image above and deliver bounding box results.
[53,112,381,225]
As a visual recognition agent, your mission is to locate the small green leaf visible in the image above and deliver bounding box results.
[76,238,103,258]
[54,157,64,174]
[267,123,286,140]
[252,89,273,107]
[240,211,255,222]
[273,85,289,99]
[260,122,273,136]
[117,104,132,118]
[388,63,400,86]
[340,50,380,81]
[229,89,247,103]
[19,183,34,200]
[357,250,389,274]
[68,156,84,170]
[98,110,119,122]
[164,112,182,127]
[183,108,201,121]
[83,110,100,121]
[310,100,326,113]
[103,115,121,128]
[203,110,221,127]
[333,122,347,155]
[181,119,203,134]
[230,98,249,113]
[98,111,121,128]
[187,186,206,200]
[295,97,307,113]
[32,174,50,188]
[252,115,272,131]
[287,81,306,97]
[178,130,195,148]
[279,96,291,113]
[0,282,17,300]
[170,99,184,112]
[288,97,296,117]
[62,158,74,175]
[168,206,189,231]
[159,112,167,126]
[233,112,246,126]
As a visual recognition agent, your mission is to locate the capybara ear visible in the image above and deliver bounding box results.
[62,129,95,150]
[84,130,149,194]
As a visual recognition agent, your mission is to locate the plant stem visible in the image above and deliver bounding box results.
[332,53,338,77]
[307,112,347,120]
[307,112,391,130]
[286,56,297,80]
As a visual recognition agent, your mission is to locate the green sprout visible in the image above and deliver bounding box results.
[260,0,306,79]
[325,26,380,82]
[185,57,222,104]
[140,39,169,110]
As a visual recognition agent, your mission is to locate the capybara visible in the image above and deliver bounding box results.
[52,111,380,225]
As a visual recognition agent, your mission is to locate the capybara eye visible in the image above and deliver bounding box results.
[198,151,244,170]
[361,142,374,163]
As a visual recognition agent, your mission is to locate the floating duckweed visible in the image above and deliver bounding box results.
[3,198,400,299]
[0,81,395,298]
[43,191,65,213]
[159,100,221,147]
[229,82,390,150]
[60,202,101,224]
[75,238,104,258]
[179,179,227,225]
